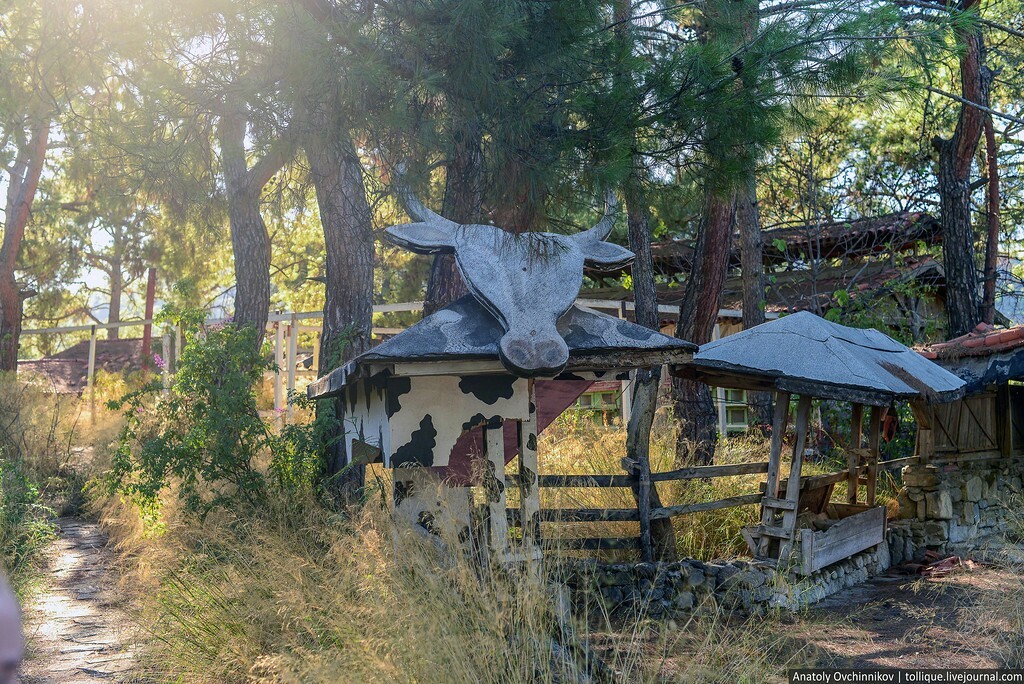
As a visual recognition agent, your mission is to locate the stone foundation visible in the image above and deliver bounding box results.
[562,542,891,616]
[890,458,1024,563]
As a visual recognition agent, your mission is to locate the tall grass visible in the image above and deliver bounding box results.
[97,489,815,683]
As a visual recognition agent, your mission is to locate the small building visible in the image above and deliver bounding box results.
[891,324,1024,559]
[680,311,964,575]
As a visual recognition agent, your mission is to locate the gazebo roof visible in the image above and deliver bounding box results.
[679,311,965,405]
[309,296,695,399]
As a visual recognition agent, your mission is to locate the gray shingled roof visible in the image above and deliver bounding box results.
[682,311,965,405]
[309,296,695,399]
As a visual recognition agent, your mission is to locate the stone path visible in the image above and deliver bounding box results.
[19,518,138,683]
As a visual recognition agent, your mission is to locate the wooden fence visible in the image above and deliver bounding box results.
[508,454,921,558]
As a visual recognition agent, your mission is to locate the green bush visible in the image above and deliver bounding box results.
[0,459,54,588]
[107,311,330,518]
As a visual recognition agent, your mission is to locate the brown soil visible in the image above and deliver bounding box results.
[19,518,138,683]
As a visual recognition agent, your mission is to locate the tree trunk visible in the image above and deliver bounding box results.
[672,191,736,465]
[736,173,771,431]
[423,118,482,315]
[0,120,50,372]
[932,0,990,338]
[219,114,273,347]
[305,108,375,503]
[981,112,1000,325]
[623,176,678,561]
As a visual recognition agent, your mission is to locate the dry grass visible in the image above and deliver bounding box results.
[95,488,817,683]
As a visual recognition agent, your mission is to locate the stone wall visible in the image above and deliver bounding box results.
[561,542,890,617]
[890,458,1024,563]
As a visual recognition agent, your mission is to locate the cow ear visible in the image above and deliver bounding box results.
[579,241,635,271]
[385,223,456,255]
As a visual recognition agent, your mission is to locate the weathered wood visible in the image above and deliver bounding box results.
[758,391,790,556]
[555,537,642,551]
[518,380,541,554]
[287,313,298,423]
[877,456,919,471]
[87,325,97,424]
[760,496,797,511]
[484,425,510,557]
[508,508,641,524]
[776,469,857,493]
[849,403,864,504]
[798,505,886,575]
[867,406,881,506]
[652,460,771,482]
[779,395,812,560]
[274,320,284,430]
[650,493,763,520]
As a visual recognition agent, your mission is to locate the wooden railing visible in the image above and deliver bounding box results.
[512,455,921,554]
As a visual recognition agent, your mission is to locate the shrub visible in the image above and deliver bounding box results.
[106,311,328,518]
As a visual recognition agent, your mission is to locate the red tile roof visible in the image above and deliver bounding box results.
[919,323,1024,359]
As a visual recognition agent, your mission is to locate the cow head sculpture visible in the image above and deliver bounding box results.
[386,184,634,377]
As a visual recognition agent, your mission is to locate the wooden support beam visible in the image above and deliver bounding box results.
[484,425,510,558]
[161,328,171,392]
[87,324,97,425]
[286,313,297,423]
[758,392,790,556]
[779,395,812,561]
[652,460,771,483]
[517,380,541,557]
[849,403,864,505]
[867,405,882,506]
[274,319,284,430]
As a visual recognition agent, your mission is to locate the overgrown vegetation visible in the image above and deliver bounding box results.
[106,312,331,518]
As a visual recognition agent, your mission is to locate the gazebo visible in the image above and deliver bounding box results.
[679,312,965,573]
[309,193,695,563]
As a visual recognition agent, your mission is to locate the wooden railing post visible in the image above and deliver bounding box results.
[849,403,864,505]
[867,405,882,506]
[757,391,790,556]
[87,325,97,425]
[161,328,171,393]
[518,380,542,561]
[778,395,812,561]
[273,316,284,430]
[483,424,510,560]
[286,313,298,423]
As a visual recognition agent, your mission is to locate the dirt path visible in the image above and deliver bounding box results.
[19,518,138,684]
[799,563,1021,669]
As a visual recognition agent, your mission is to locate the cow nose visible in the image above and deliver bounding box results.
[498,330,569,377]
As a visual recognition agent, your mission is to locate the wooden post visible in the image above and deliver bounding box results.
[615,305,632,422]
[911,402,934,463]
[757,391,790,557]
[311,329,320,377]
[867,405,882,506]
[848,403,864,505]
[483,424,510,559]
[779,394,812,561]
[140,266,156,373]
[174,324,183,374]
[518,380,542,561]
[286,313,297,423]
[87,325,97,425]
[161,328,171,393]
[274,319,284,430]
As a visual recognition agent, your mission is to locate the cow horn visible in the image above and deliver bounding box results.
[578,190,618,242]
[394,163,459,230]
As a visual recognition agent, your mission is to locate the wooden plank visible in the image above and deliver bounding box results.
[775,469,857,493]
[514,473,634,488]
[518,380,541,554]
[779,395,812,560]
[287,313,298,424]
[274,321,284,430]
[849,403,864,504]
[760,496,797,511]
[867,406,881,506]
[877,456,919,471]
[799,505,886,575]
[484,426,510,557]
[650,493,763,520]
[652,460,771,483]
[553,537,641,551]
[508,508,641,524]
[758,392,790,557]
[87,325,97,425]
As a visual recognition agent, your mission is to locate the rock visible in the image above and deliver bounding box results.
[903,466,940,488]
[926,490,954,520]
[923,520,948,542]
[965,476,985,502]
[683,567,705,589]
[673,592,694,610]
